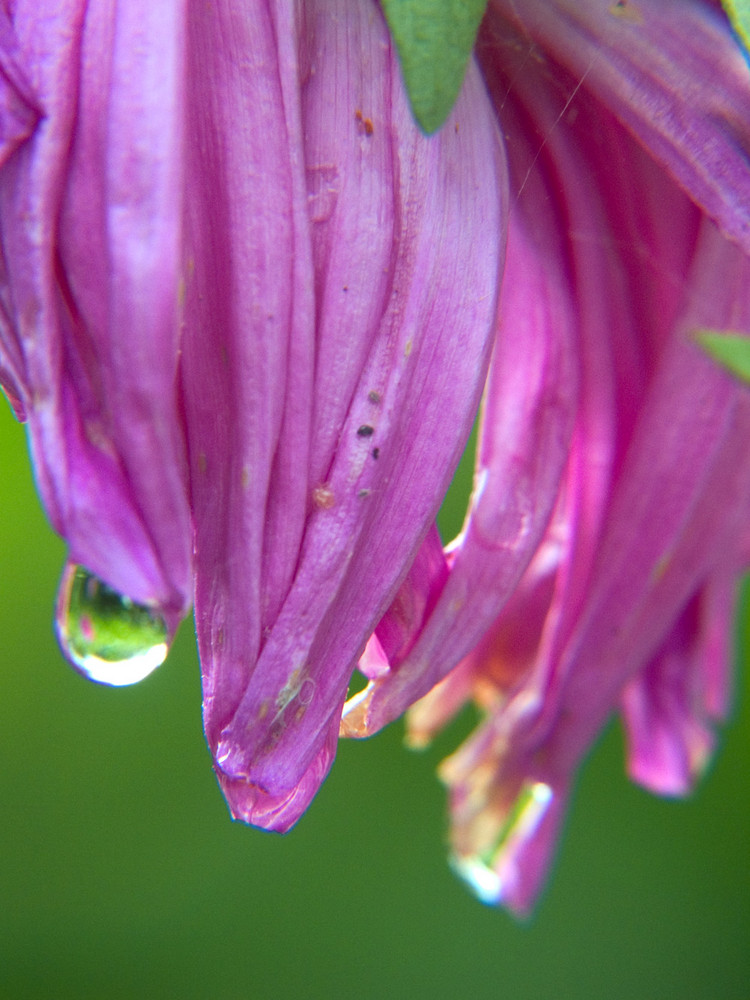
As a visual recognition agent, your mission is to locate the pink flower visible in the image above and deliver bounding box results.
[342,0,750,913]
[0,1,506,829]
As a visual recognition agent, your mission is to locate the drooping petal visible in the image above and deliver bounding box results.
[1,1,192,617]
[394,2,750,911]
[440,723,569,916]
[217,719,340,834]
[181,0,314,763]
[493,0,750,255]
[0,4,39,175]
[348,0,699,737]
[0,5,38,419]
[620,568,739,797]
[541,237,750,779]
[342,121,580,736]
[350,0,750,740]
[182,0,508,829]
[463,232,750,910]
[406,513,564,749]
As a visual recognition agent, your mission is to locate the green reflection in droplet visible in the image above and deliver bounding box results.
[56,563,170,686]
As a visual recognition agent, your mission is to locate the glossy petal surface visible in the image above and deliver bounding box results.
[180,0,507,828]
[0,1,192,617]
[354,0,750,913]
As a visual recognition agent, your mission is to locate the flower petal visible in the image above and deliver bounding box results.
[1,1,192,614]
[440,720,568,916]
[0,5,39,168]
[540,230,750,777]
[0,4,40,417]
[396,7,750,910]
[217,720,340,835]
[620,567,739,797]
[492,0,750,255]
[183,0,508,827]
[476,231,750,908]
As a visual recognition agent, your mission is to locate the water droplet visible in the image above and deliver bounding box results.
[55,563,170,686]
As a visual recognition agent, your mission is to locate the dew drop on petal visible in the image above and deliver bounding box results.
[55,563,171,686]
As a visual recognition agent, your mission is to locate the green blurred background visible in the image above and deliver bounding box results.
[1,400,748,1000]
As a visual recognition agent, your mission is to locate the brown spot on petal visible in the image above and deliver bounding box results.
[241,466,250,491]
[609,0,642,22]
[198,452,207,475]
[368,390,382,404]
[269,721,285,746]
[652,553,671,583]
[312,483,335,509]
[355,109,374,136]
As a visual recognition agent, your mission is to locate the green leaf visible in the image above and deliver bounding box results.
[381,0,488,134]
[696,330,750,383]
[721,0,750,56]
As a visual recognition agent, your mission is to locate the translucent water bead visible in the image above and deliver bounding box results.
[55,563,171,686]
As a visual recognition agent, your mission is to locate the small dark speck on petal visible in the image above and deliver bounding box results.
[355,109,374,136]
[609,0,642,20]
[372,448,380,460]
[357,425,374,437]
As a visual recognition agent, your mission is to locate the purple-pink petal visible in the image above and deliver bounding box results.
[342,132,581,736]
[393,0,750,912]
[494,0,750,256]
[183,0,508,827]
[437,248,750,912]
[0,5,39,170]
[1,1,192,614]
[620,570,737,797]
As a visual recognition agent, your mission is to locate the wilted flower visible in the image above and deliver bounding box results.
[4,0,750,906]
[342,0,750,913]
[0,1,506,828]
